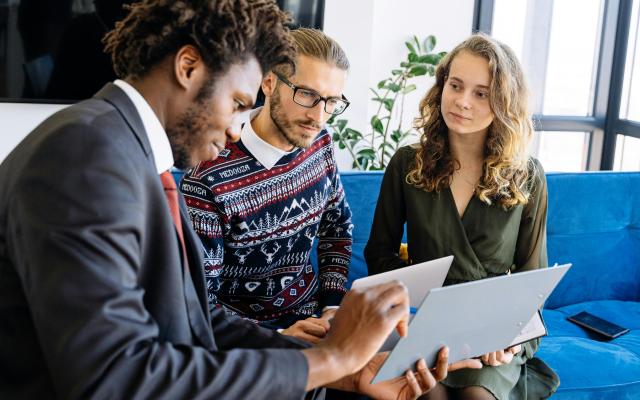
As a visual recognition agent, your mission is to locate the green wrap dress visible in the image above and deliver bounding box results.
[365,145,559,399]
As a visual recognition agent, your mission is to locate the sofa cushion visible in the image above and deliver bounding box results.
[539,300,640,398]
[543,300,640,338]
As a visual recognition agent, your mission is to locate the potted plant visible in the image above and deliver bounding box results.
[329,35,446,170]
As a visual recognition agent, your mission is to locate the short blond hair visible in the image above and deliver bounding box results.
[274,27,349,76]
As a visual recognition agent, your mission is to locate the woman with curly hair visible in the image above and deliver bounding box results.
[365,34,559,400]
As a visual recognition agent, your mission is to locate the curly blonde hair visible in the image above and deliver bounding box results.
[407,34,536,209]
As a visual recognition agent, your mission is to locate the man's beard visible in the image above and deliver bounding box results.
[166,83,214,170]
[166,109,196,170]
[166,103,210,170]
[269,89,320,149]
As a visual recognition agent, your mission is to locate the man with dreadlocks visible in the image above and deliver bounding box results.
[0,1,479,399]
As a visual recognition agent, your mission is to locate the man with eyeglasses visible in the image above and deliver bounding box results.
[181,28,353,344]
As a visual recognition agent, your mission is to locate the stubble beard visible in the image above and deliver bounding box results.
[269,90,320,149]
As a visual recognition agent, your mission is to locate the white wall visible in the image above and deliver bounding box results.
[1,1,474,166]
[323,0,475,170]
[0,103,67,161]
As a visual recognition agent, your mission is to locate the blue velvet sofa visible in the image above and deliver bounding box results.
[339,171,640,399]
[173,169,639,397]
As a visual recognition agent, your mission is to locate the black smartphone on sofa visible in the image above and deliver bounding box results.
[567,311,629,340]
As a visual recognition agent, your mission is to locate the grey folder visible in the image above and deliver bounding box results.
[351,255,453,307]
[372,264,571,384]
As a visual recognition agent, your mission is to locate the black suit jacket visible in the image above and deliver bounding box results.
[0,84,310,399]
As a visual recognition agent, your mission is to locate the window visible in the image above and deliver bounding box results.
[613,134,640,171]
[620,0,640,121]
[474,0,640,171]
[532,131,590,172]
[492,0,603,116]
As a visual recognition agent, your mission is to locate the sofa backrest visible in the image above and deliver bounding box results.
[175,170,640,309]
[339,172,389,284]
[340,171,640,308]
[544,172,640,307]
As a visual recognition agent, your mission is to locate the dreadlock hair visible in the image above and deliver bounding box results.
[103,0,295,81]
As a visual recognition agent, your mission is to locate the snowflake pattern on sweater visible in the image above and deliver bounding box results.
[181,130,353,328]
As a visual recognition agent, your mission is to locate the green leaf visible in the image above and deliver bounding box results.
[405,41,416,55]
[378,141,395,151]
[423,35,436,52]
[336,119,347,132]
[371,116,384,134]
[338,141,345,150]
[408,52,417,62]
[358,148,376,157]
[391,69,403,75]
[345,128,363,141]
[417,54,441,65]
[385,83,402,92]
[413,36,421,53]
[383,98,394,112]
[356,148,376,161]
[409,64,428,76]
[377,79,388,89]
[402,84,417,94]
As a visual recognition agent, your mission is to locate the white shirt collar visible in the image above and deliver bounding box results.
[114,79,174,174]
[240,107,297,170]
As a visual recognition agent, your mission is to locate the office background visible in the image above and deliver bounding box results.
[1,0,639,171]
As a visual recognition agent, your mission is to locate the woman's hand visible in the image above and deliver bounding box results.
[352,347,482,400]
[480,345,522,367]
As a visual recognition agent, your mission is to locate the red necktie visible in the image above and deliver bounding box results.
[160,171,189,268]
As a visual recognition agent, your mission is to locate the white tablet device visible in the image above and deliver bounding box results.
[351,255,454,307]
[371,264,572,384]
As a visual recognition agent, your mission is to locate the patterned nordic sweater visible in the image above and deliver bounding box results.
[181,129,353,328]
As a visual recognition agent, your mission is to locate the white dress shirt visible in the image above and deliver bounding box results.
[240,107,297,170]
[113,79,174,173]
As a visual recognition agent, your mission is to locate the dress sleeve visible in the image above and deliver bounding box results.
[364,147,410,275]
[513,159,549,272]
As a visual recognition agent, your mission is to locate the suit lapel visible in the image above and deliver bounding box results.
[179,191,215,349]
[95,83,214,349]
[93,83,154,166]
